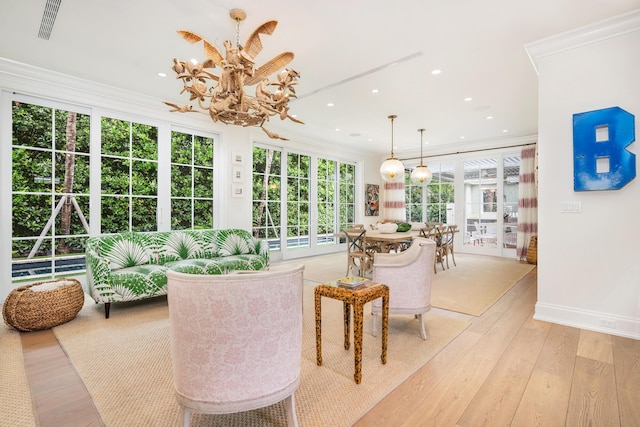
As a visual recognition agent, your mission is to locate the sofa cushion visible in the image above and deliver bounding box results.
[154,230,218,264]
[98,233,156,270]
[109,264,169,299]
[165,254,268,275]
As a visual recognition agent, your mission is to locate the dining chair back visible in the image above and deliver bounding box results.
[343,228,373,277]
[419,227,446,273]
[442,224,457,267]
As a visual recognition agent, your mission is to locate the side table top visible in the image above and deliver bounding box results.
[315,279,387,297]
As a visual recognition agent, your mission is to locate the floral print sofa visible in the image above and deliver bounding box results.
[85,229,269,318]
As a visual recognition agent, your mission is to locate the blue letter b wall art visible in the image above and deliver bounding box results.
[573,106,636,191]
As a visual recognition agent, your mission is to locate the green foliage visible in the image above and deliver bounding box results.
[11,102,92,257]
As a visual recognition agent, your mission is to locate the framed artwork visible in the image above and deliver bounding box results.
[232,166,244,183]
[232,151,244,165]
[365,183,379,216]
[231,184,245,198]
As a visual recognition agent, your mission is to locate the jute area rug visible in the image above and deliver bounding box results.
[51,283,469,427]
[0,323,35,427]
[280,251,534,317]
[430,253,534,316]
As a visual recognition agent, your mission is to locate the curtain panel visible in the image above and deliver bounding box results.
[382,181,406,221]
[516,144,538,259]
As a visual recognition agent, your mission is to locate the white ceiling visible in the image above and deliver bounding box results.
[2,0,639,156]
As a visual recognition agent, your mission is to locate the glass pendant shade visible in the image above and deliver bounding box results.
[410,128,432,186]
[380,114,405,182]
[410,164,432,186]
[380,158,405,182]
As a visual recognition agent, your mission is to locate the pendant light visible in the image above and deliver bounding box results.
[410,128,432,186]
[379,115,405,182]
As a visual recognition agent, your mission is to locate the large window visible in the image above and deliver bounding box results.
[100,117,158,233]
[8,96,221,282]
[11,101,91,278]
[253,144,357,257]
[404,170,423,222]
[426,161,455,223]
[170,130,215,230]
[286,153,310,249]
[252,146,282,251]
[317,158,337,245]
[338,163,356,230]
[405,162,455,223]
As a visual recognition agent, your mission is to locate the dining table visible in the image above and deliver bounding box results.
[336,229,419,253]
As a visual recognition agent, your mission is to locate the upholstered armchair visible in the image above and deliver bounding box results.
[167,264,305,427]
[370,237,436,340]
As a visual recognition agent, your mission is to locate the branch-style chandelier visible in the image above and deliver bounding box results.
[379,115,405,182]
[410,128,433,186]
[164,8,303,140]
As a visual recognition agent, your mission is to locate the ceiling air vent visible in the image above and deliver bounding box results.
[38,0,62,40]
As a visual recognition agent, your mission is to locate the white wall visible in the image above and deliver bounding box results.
[527,10,640,338]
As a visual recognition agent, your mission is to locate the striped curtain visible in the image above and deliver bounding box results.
[382,181,406,221]
[516,144,538,259]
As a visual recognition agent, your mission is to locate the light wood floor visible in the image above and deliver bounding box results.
[20,267,640,426]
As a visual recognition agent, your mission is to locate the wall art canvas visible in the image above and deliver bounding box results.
[365,183,379,216]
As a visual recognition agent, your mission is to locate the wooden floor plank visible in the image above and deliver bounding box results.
[577,329,614,363]
[398,274,538,426]
[456,315,551,427]
[21,330,104,427]
[353,330,483,426]
[511,323,580,426]
[612,335,640,426]
[566,356,620,426]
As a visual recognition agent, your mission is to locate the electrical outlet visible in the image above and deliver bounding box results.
[599,318,616,328]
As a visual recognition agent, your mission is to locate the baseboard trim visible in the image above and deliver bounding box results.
[534,302,640,339]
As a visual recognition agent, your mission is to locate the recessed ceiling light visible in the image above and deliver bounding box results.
[460,136,465,139]
[502,129,509,133]
[335,128,340,131]
[327,102,334,107]
[486,116,494,120]
[464,97,472,102]
[158,72,167,78]
[371,89,379,94]
[431,69,441,75]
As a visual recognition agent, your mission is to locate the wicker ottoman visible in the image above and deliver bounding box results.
[2,278,85,332]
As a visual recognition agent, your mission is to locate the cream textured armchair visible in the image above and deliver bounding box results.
[371,237,436,340]
[167,264,305,427]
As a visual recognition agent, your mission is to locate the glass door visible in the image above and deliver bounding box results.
[462,154,521,257]
[463,158,499,254]
[502,155,520,257]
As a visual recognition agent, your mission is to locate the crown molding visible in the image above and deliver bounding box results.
[525,9,640,74]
